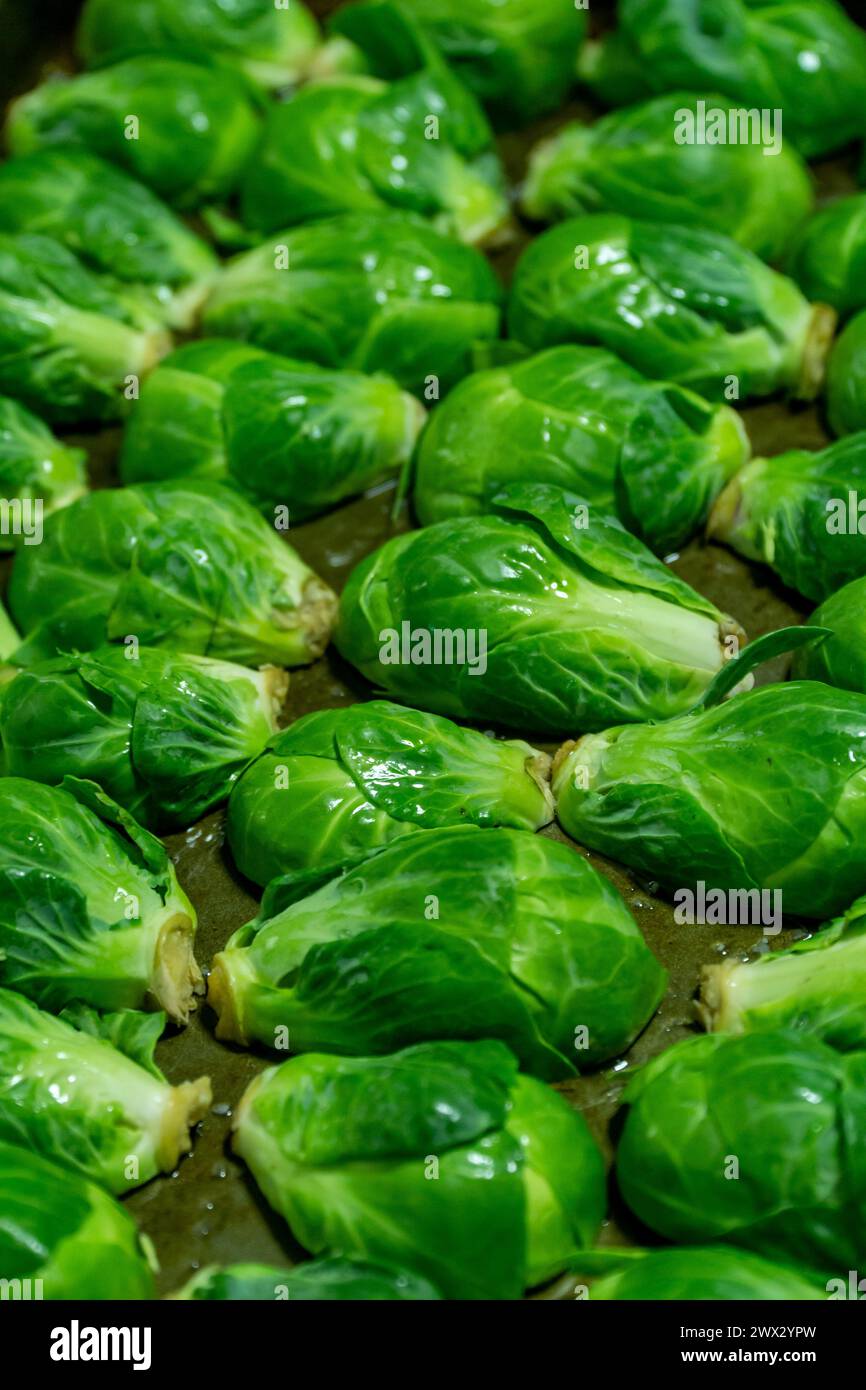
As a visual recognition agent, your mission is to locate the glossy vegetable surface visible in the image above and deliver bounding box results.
[700,892,866,1052]
[240,70,508,246]
[523,93,813,261]
[410,345,750,550]
[233,1039,605,1298]
[7,481,337,667]
[77,0,323,90]
[226,700,553,886]
[616,1030,866,1270]
[826,310,866,437]
[333,0,585,124]
[794,577,866,693]
[0,1140,156,1299]
[0,150,217,329]
[0,777,201,1022]
[0,395,87,544]
[120,339,426,519]
[6,57,261,209]
[202,211,502,395]
[337,482,746,735]
[0,645,286,831]
[580,0,866,159]
[508,215,834,403]
[209,825,665,1077]
[554,681,866,919]
[0,989,210,1193]
[0,232,169,423]
[709,434,866,601]
[788,194,866,319]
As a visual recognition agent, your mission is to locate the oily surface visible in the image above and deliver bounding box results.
[0,0,848,1296]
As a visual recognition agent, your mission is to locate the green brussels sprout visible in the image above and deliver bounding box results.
[508,215,835,404]
[202,212,502,396]
[240,71,508,247]
[0,645,287,832]
[0,395,87,544]
[410,345,750,550]
[332,0,584,125]
[826,310,866,437]
[336,482,747,736]
[583,1246,828,1301]
[700,893,866,1052]
[708,434,866,603]
[0,233,169,424]
[579,0,866,160]
[238,708,548,872]
[77,0,323,91]
[120,340,426,519]
[788,194,866,319]
[233,1039,605,1299]
[0,776,201,1022]
[227,700,554,886]
[0,150,217,330]
[172,1256,440,1300]
[793,577,866,693]
[209,825,665,1077]
[554,681,866,920]
[0,989,211,1193]
[0,1140,156,1299]
[616,1029,866,1270]
[523,94,813,262]
[6,57,261,210]
[7,481,337,667]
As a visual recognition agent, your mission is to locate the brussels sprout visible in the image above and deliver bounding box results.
[336,481,747,736]
[579,0,866,159]
[0,1140,156,1299]
[410,345,750,550]
[172,1256,440,1300]
[554,681,866,920]
[240,69,508,247]
[826,310,866,437]
[0,395,87,544]
[523,94,813,261]
[0,645,287,832]
[7,481,337,667]
[0,776,201,1022]
[333,0,584,124]
[793,577,866,693]
[202,211,502,395]
[6,57,261,210]
[0,233,169,424]
[709,434,866,603]
[0,989,210,1193]
[233,1039,605,1299]
[77,0,323,91]
[508,215,835,404]
[583,1246,827,1301]
[788,194,866,319]
[209,825,665,1077]
[699,894,866,1052]
[0,151,217,330]
[616,1029,866,1269]
[226,700,553,886]
[120,340,426,519]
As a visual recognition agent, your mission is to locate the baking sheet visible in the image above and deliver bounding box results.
[1,0,853,1298]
